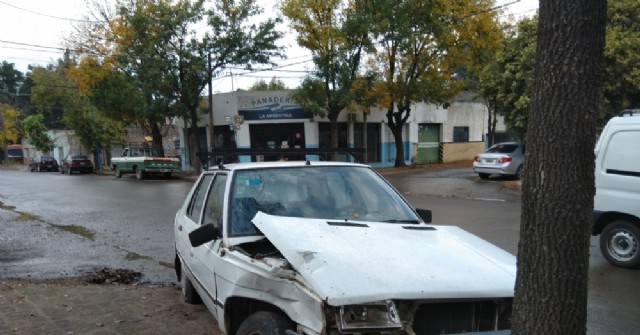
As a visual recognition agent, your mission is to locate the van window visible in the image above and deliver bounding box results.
[602,131,640,176]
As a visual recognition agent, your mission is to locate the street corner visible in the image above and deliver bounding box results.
[0,278,219,335]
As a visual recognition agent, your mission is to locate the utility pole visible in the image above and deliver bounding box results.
[208,53,215,151]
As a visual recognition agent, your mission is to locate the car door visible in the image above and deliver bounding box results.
[175,173,214,298]
[190,173,228,319]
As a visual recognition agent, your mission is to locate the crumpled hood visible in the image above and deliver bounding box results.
[252,212,516,306]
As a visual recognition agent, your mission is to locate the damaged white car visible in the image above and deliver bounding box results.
[174,161,516,335]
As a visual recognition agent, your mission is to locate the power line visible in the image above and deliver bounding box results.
[0,0,97,23]
[0,39,67,52]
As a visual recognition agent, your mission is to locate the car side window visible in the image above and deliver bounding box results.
[187,174,214,223]
[203,174,227,229]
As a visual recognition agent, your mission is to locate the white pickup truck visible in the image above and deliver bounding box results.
[111,147,180,180]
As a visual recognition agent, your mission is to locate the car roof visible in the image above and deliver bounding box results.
[206,160,369,172]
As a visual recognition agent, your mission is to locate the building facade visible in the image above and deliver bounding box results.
[177,90,506,169]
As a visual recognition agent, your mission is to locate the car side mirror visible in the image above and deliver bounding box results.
[416,209,432,223]
[189,224,221,247]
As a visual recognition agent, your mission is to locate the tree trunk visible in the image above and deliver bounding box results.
[188,107,202,171]
[512,1,606,334]
[151,123,164,157]
[391,127,405,167]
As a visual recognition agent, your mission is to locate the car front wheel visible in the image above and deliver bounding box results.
[236,311,294,335]
[600,220,640,268]
[180,263,201,304]
[115,167,122,178]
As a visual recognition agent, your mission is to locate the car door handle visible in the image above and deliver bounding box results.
[178,225,182,231]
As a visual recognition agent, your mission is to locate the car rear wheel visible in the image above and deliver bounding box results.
[478,173,490,179]
[600,220,640,268]
[180,263,202,304]
[136,168,145,180]
[37,165,42,172]
[515,165,523,180]
[236,311,294,335]
[60,167,65,174]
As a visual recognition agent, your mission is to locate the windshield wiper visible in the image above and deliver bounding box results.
[382,219,421,224]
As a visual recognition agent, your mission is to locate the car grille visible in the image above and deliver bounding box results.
[410,300,512,335]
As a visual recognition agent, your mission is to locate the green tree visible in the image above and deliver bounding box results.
[0,61,24,105]
[282,0,372,149]
[29,57,119,161]
[248,77,287,91]
[513,0,606,334]
[22,114,54,152]
[481,0,640,135]
[479,17,537,139]
[368,0,502,167]
[71,0,283,170]
[602,0,640,118]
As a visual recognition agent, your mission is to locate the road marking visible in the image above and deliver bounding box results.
[471,197,506,202]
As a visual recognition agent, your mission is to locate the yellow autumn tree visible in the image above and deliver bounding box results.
[0,103,21,149]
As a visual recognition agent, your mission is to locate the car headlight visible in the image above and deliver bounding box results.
[337,300,402,332]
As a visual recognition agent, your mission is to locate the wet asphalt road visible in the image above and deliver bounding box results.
[0,168,194,283]
[1,166,639,334]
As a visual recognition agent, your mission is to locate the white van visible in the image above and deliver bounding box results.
[593,110,640,268]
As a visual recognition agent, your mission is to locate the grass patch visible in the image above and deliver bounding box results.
[125,252,153,261]
[12,211,40,221]
[51,224,96,240]
[158,261,173,269]
[0,202,16,211]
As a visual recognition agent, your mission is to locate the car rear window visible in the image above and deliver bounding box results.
[42,156,56,161]
[72,155,89,160]
[487,144,519,154]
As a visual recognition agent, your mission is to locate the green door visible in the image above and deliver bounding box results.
[417,124,440,164]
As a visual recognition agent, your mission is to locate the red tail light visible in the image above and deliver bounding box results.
[498,156,512,163]
[72,161,79,166]
[474,155,480,162]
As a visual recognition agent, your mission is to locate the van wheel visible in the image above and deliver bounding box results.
[478,173,490,179]
[600,220,640,268]
[236,311,294,335]
[180,263,202,304]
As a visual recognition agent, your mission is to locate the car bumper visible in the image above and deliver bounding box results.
[145,168,181,173]
[70,167,94,173]
[473,164,516,176]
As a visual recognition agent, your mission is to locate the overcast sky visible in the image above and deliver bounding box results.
[0,0,538,92]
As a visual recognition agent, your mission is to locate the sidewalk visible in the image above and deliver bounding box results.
[0,279,218,335]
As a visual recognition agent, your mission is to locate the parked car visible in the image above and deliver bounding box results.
[60,155,94,174]
[29,156,59,172]
[174,159,516,335]
[473,142,525,179]
[592,110,640,268]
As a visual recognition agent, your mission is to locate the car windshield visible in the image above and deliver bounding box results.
[487,143,519,154]
[228,166,420,236]
[42,156,55,161]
